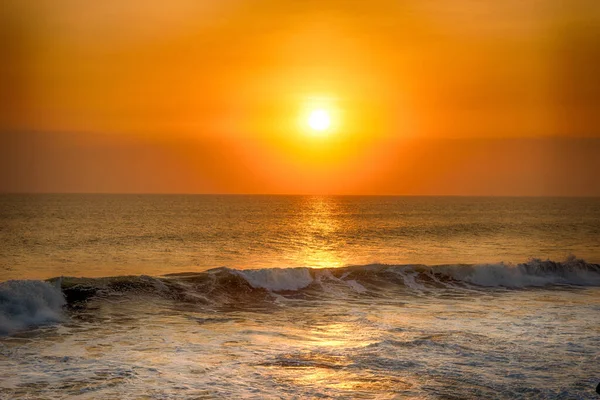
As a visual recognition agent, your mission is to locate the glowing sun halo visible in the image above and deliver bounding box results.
[308,109,331,132]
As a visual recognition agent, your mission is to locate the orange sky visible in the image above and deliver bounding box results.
[1,1,599,195]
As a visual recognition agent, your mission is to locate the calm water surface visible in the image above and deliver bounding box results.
[1,195,598,280]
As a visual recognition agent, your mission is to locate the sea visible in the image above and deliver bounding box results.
[1,194,599,399]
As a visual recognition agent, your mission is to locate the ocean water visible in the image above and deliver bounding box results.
[1,195,600,399]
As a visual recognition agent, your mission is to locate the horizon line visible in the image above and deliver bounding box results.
[1,192,599,198]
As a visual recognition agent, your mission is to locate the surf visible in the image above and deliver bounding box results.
[2,256,599,334]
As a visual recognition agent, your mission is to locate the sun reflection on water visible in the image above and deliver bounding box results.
[289,196,347,269]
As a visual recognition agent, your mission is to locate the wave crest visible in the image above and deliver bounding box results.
[439,256,600,287]
[0,280,66,335]
[234,268,314,291]
[2,257,598,332]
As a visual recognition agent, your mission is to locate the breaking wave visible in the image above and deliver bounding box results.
[1,257,599,334]
[0,280,66,335]
[46,257,600,303]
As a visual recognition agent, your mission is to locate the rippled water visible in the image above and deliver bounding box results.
[1,195,599,280]
[1,195,600,398]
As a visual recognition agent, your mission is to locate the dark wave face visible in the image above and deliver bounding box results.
[57,257,600,306]
[2,257,598,335]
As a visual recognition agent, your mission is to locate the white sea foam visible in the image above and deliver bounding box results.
[235,268,314,291]
[439,258,600,288]
[0,280,66,335]
[316,270,368,293]
[344,279,368,293]
[394,268,427,291]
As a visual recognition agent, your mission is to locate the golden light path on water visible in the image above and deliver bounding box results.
[1,195,599,281]
[290,196,347,269]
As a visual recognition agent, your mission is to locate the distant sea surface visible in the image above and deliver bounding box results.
[1,195,600,398]
[1,194,599,279]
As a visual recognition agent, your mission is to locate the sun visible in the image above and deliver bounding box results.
[308,109,331,132]
[298,96,339,136]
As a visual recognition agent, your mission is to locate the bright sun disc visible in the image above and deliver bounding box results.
[308,109,331,131]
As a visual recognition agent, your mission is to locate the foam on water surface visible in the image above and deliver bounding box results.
[0,280,66,335]
[1,276,598,399]
[234,267,314,291]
